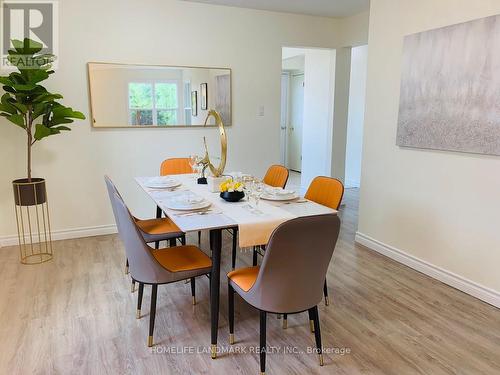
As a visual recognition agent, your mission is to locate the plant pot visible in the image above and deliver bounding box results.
[12,178,47,206]
[220,191,245,202]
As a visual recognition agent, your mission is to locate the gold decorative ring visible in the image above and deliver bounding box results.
[201,109,227,177]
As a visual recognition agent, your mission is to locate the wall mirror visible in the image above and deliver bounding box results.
[88,63,231,128]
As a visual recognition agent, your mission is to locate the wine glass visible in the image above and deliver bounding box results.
[242,176,254,201]
[253,181,264,211]
[189,154,198,173]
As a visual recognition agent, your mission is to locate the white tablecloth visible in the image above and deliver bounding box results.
[137,174,336,248]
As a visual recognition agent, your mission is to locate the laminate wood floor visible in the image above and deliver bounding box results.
[0,188,499,374]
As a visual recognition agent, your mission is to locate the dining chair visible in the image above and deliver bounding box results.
[304,176,344,307]
[227,214,341,374]
[105,176,185,292]
[110,190,212,347]
[158,157,200,246]
[232,164,290,270]
[262,164,289,189]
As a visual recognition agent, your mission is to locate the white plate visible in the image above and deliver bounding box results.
[164,196,212,211]
[145,177,181,189]
[261,192,299,201]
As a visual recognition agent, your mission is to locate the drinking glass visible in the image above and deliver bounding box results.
[253,182,264,210]
[189,154,198,173]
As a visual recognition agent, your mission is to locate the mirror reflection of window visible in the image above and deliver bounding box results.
[128,81,179,126]
[88,63,231,127]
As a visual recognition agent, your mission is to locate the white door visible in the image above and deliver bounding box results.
[288,73,304,172]
[280,73,289,165]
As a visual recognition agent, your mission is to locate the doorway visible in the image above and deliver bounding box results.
[280,49,305,172]
[281,47,336,190]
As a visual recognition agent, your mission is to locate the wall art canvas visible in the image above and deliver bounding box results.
[397,15,500,155]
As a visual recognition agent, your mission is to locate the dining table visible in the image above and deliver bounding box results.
[135,173,337,358]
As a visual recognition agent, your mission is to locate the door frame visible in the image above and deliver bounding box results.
[280,72,290,166]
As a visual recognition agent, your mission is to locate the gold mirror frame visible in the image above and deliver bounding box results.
[87,62,232,128]
[200,110,227,177]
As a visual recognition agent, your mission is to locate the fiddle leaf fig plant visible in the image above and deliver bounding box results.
[0,38,85,181]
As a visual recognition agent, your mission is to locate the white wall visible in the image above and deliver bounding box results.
[300,49,336,190]
[345,45,368,188]
[0,0,367,242]
[330,47,351,183]
[358,0,500,304]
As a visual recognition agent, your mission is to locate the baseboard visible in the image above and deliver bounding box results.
[355,232,500,309]
[0,224,117,248]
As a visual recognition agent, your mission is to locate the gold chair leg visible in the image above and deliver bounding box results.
[211,344,217,359]
[148,335,153,347]
[319,354,324,366]
[125,264,129,274]
[229,333,234,345]
[325,296,330,306]
[282,318,287,329]
[131,281,135,293]
[309,320,315,333]
[136,309,141,319]
[192,296,196,305]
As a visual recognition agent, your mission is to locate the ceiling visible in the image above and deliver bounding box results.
[182,0,370,18]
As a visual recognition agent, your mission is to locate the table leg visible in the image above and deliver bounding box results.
[209,228,222,359]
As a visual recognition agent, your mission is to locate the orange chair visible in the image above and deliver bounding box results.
[262,164,289,188]
[304,176,344,306]
[109,189,211,347]
[160,158,193,176]
[228,214,341,373]
[156,158,197,246]
[104,176,185,293]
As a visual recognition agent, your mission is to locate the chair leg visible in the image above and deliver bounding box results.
[228,283,235,345]
[308,309,315,333]
[148,284,158,347]
[180,235,186,245]
[169,238,176,247]
[154,206,162,249]
[191,277,196,305]
[137,283,144,319]
[125,259,129,274]
[198,230,201,245]
[252,246,258,266]
[311,306,324,366]
[323,280,329,306]
[260,310,267,374]
[231,228,238,269]
[131,279,135,293]
[282,313,288,329]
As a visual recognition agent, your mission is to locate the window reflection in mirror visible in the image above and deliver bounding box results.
[88,63,231,127]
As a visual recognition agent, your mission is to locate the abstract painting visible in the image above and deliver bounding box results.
[397,15,500,155]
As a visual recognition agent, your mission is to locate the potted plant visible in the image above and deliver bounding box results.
[0,38,85,206]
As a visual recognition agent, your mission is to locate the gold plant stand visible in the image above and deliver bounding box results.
[13,179,53,264]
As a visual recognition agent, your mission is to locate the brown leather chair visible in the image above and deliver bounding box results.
[227,214,341,374]
[304,176,344,306]
[105,176,186,291]
[110,189,212,347]
[233,164,290,270]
